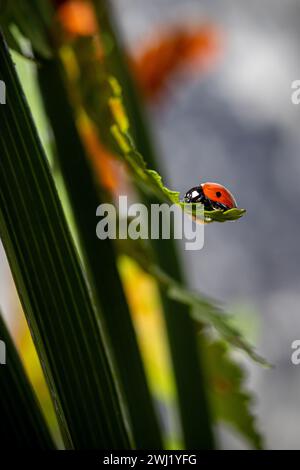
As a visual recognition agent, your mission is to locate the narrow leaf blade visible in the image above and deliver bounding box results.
[0,33,130,449]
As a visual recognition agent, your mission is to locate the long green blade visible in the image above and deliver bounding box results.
[0,313,55,448]
[0,32,130,449]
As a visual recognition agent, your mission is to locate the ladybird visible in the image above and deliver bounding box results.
[183,182,237,211]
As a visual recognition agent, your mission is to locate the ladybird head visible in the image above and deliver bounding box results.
[183,186,205,204]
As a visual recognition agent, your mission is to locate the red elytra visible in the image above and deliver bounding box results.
[201,182,237,209]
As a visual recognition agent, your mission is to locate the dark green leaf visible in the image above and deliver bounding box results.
[0,32,130,449]
[201,337,264,449]
[164,276,270,368]
[117,237,269,367]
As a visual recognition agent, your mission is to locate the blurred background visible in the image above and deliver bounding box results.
[1,0,300,449]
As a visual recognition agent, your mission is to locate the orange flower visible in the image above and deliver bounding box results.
[79,114,123,193]
[130,25,220,100]
[56,0,97,37]
[56,2,220,100]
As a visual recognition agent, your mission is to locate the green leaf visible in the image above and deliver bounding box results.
[0,32,131,449]
[74,37,245,225]
[117,237,269,368]
[201,208,246,223]
[179,203,246,223]
[163,275,270,368]
[107,80,245,224]
[0,312,55,448]
[201,337,264,449]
